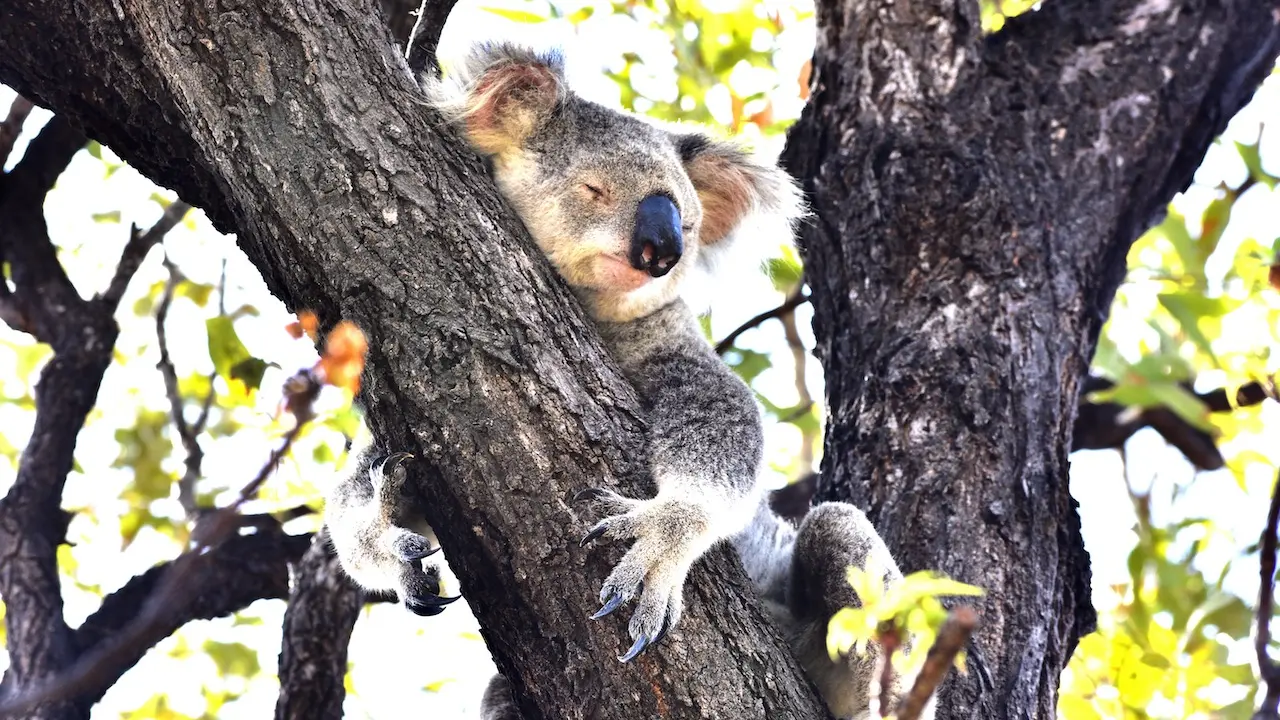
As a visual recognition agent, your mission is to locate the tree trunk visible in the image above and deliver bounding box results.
[0,1,828,717]
[782,0,1279,717]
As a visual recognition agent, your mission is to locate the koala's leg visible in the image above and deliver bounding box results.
[787,502,931,720]
[578,306,766,661]
[479,674,522,720]
[324,450,459,615]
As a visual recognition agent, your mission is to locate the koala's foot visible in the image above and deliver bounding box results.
[575,487,717,661]
[399,561,461,617]
[368,452,461,616]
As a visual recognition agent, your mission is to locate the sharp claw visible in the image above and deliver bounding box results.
[405,593,462,616]
[400,543,442,562]
[579,521,608,548]
[573,488,609,504]
[619,634,649,662]
[379,452,413,471]
[591,591,625,619]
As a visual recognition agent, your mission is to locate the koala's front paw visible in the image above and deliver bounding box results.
[575,487,712,662]
[400,563,462,617]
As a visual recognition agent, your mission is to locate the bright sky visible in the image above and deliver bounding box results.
[0,1,1276,717]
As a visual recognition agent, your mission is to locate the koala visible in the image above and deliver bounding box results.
[325,41,934,720]
[324,448,459,616]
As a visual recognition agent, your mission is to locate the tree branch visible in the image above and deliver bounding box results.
[153,249,218,517]
[1073,376,1276,470]
[69,530,312,711]
[0,369,322,718]
[1254,470,1280,719]
[0,95,34,169]
[405,0,458,76]
[274,532,365,720]
[894,607,978,720]
[98,200,191,310]
[714,292,810,354]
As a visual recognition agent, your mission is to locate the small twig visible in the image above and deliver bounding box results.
[893,606,979,720]
[0,95,34,169]
[1255,472,1280,719]
[0,369,322,718]
[99,201,191,309]
[871,626,902,717]
[714,292,810,354]
[155,250,221,517]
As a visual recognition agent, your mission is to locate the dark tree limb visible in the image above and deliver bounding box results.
[405,0,459,77]
[274,532,364,720]
[1254,467,1280,719]
[1072,376,1276,470]
[0,113,96,720]
[99,201,192,309]
[0,370,321,719]
[893,607,978,720]
[0,2,829,718]
[0,96,34,169]
[69,530,312,713]
[783,0,1280,717]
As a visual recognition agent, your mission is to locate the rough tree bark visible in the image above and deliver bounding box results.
[1,0,1276,719]
[0,1,828,718]
[782,0,1280,718]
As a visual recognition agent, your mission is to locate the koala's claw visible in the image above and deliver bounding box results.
[619,634,650,663]
[391,532,441,562]
[591,589,626,619]
[404,592,462,617]
[579,521,610,548]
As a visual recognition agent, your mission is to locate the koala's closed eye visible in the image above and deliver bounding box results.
[579,183,607,201]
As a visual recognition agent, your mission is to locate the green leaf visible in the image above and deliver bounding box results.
[86,141,103,160]
[1157,292,1233,365]
[1145,381,1214,432]
[229,357,269,391]
[91,210,121,224]
[203,640,261,678]
[724,348,771,384]
[1235,140,1275,189]
[479,6,547,23]
[149,192,174,209]
[206,316,251,380]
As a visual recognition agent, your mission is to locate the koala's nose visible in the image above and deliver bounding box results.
[631,194,683,278]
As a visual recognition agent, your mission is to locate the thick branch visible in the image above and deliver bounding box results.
[783,0,1279,717]
[0,3,824,717]
[274,533,364,720]
[1073,376,1276,470]
[0,96,34,168]
[71,531,312,711]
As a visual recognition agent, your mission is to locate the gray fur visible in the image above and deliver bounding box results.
[337,40,934,719]
[324,449,458,616]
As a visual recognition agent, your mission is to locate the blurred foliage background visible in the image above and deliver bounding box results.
[0,0,1277,717]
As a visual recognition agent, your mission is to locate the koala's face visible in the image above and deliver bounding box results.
[429,44,801,322]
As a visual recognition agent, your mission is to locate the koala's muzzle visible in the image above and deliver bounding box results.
[631,194,683,278]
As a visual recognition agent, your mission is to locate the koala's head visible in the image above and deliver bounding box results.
[427,43,803,322]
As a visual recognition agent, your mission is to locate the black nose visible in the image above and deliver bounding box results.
[631,194,683,278]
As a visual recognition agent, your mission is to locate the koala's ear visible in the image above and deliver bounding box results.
[676,134,805,256]
[426,43,567,156]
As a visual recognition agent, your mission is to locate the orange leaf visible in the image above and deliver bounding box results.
[317,321,368,395]
[287,311,320,341]
[798,60,812,101]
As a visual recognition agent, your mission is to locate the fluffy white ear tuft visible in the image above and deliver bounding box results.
[424,43,567,156]
[674,133,807,305]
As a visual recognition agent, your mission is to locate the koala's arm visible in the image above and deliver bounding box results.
[578,300,765,658]
[324,449,459,616]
